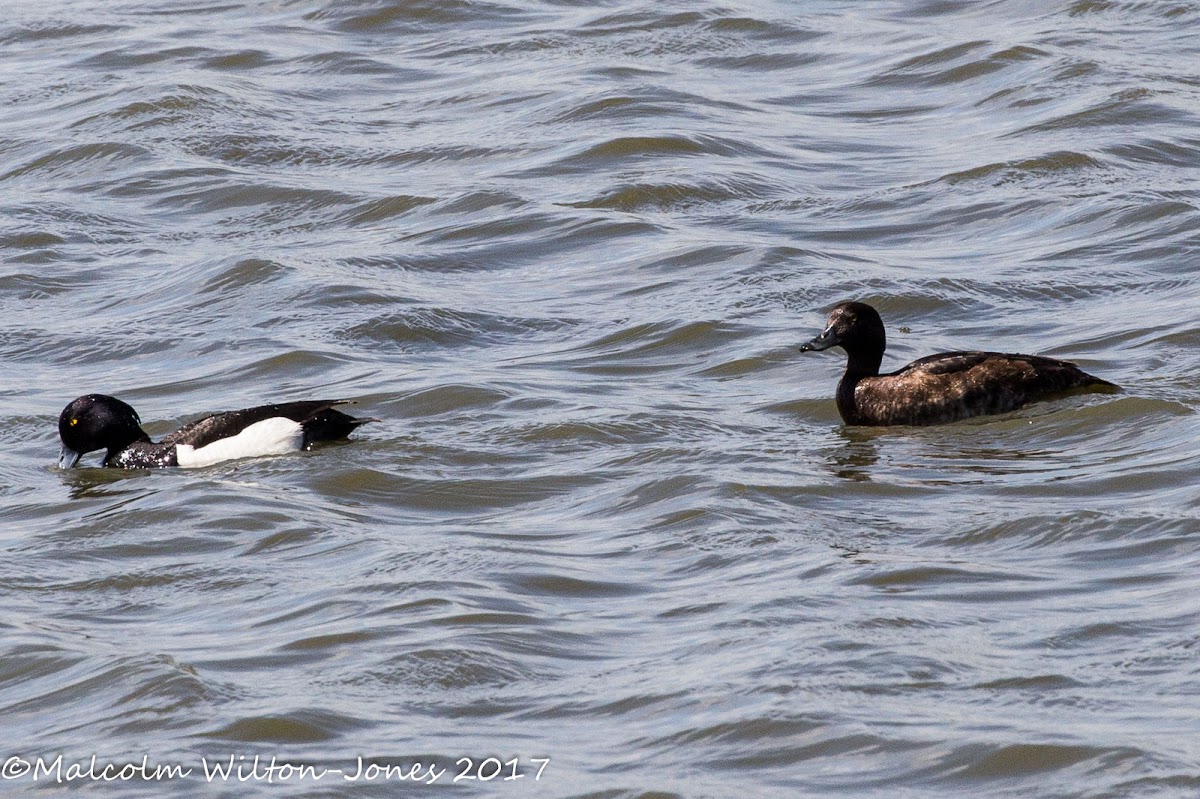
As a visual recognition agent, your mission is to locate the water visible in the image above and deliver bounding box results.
[2,0,1199,796]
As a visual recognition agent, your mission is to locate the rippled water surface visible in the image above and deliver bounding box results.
[3,0,1200,796]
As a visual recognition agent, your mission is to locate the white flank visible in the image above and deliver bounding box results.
[175,417,305,468]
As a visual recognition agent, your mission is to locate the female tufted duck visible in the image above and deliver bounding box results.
[58,394,376,468]
[800,301,1117,426]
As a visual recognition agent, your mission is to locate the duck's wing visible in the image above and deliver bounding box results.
[856,351,1112,425]
[901,350,993,376]
[161,400,363,449]
[901,351,1112,388]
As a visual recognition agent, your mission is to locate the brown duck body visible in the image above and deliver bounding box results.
[840,350,1114,426]
[802,302,1117,427]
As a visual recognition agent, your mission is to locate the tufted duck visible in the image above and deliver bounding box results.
[58,394,375,468]
[800,301,1118,426]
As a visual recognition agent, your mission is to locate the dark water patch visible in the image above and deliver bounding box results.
[202,48,273,72]
[57,91,236,155]
[581,9,707,36]
[926,274,1196,307]
[301,457,605,518]
[1105,137,1200,168]
[552,94,692,125]
[162,350,361,388]
[1,142,155,182]
[312,0,538,34]
[338,253,503,275]
[147,181,359,217]
[1043,618,1186,650]
[202,710,370,744]
[0,645,89,697]
[429,188,525,215]
[938,150,1107,186]
[932,45,1051,88]
[370,648,533,690]
[704,15,824,45]
[641,715,862,768]
[700,349,790,379]
[281,630,384,654]
[290,50,403,77]
[503,572,647,600]
[507,420,669,449]
[337,194,438,226]
[248,595,380,634]
[868,40,991,86]
[113,655,211,709]
[395,384,513,416]
[529,690,694,723]
[416,210,565,246]
[74,45,210,70]
[1067,0,1199,18]
[0,230,68,250]
[3,329,176,366]
[429,611,541,628]
[554,134,755,170]
[945,742,1142,780]
[656,601,726,620]
[3,650,215,729]
[568,174,769,212]
[696,51,823,73]
[437,32,579,60]
[47,564,221,597]
[345,308,570,352]
[848,561,1049,599]
[974,674,1087,693]
[291,283,400,313]
[0,270,74,299]
[467,628,612,664]
[31,525,245,562]
[552,319,746,375]
[102,166,233,203]
[1013,88,1188,135]
[336,214,646,273]
[551,83,753,126]
[600,474,713,519]
[384,473,600,514]
[182,135,361,170]
[946,509,1200,551]
[0,22,122,46]
[200,258,291,293]
[567,792,685,799]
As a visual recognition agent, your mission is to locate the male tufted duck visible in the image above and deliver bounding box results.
[800,301,1118,426]
[58,394,375,469]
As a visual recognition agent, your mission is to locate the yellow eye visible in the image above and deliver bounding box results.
[70,418,78,426]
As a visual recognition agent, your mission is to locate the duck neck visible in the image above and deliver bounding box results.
[835,349,882,425]
[844,346,882,379]
[101,428,152,467]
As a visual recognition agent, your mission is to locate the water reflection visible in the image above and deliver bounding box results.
[60,467,150,500]
[824,427,880,482]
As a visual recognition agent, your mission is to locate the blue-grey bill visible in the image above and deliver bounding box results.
[58,447,82,469]
[800,326,839,353]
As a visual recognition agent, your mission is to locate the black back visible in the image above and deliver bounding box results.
[161,400,369,450]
